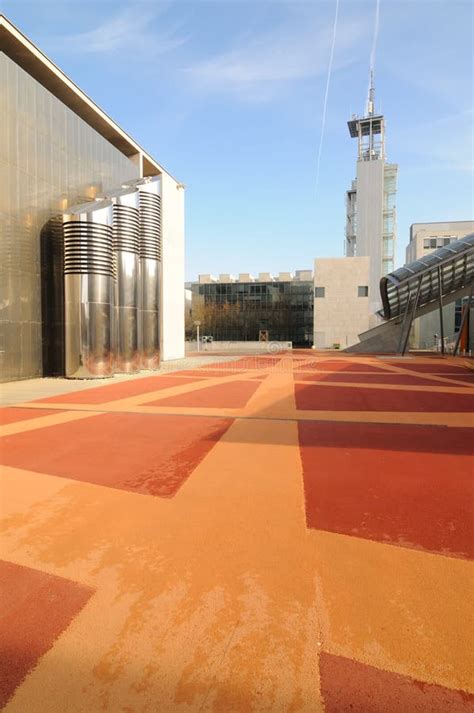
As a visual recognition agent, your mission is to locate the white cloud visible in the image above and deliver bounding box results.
[181,14,368,101]
[48,5,186,57]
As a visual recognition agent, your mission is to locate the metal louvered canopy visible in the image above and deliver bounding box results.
[379,233,474,321]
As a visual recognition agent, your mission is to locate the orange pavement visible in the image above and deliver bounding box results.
[1,352,473,712]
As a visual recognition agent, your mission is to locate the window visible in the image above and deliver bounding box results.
[383,237,393,258]
[358,286,369,297]
[382,259,393,274]
[383,215,394,234]
[315,287,325,298]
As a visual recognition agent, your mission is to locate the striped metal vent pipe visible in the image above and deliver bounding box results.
[123,176,162,370]
[62,200,114,378]
[105,188,140,373]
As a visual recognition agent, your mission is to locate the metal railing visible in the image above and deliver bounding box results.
[378,233,474,355]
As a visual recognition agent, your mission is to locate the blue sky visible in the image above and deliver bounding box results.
[3,0,473,279]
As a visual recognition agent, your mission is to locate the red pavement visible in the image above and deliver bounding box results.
[1,352,473,711]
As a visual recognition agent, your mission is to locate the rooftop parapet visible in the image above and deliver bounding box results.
[193,270,313,284]
[294,270,313,281]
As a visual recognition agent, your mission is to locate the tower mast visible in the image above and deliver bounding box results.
[366,69,375,117]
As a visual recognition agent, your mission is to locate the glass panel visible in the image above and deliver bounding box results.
[188,279,314,345]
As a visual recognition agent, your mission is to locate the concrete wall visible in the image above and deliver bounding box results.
[412,307,456,350]
[161,172,185,361]
[313,257,370,349]
[187,341,292,353]
[355,159,384,317]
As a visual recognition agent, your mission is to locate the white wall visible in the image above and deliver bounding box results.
[314,257,371,349]
[161,172,185,360]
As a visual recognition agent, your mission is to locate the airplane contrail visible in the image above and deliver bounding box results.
[314,0,339,197]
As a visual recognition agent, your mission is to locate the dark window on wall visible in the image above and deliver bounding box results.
[315,287,325,298]
[358,286,369,297]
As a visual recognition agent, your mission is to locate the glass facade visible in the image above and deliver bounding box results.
[0,54,139,381]
[190,281,314,346]
[382,165,397,275]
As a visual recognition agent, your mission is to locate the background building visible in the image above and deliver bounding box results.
[0,16,185,382]
[406,221,474,263]
[188,271,314,346]
[345,76,398,322]
[313,257,370,349]
[406,220,474,349]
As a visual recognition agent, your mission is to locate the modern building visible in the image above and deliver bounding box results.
[345,74,398,321]
[406,221,474,349]
[311,76,397,350]
[313,257,370,349]
[188,271,314,346]
[0,15,185,382]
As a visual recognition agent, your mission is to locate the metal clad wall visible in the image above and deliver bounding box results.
[0,53,139,382]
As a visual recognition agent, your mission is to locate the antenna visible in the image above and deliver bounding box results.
[366,69,375,116]
[366,0,380,116]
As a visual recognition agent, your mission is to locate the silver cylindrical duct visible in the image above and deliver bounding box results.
[63,200,114,378]
[124,176,162,370]
[106,188,140,373]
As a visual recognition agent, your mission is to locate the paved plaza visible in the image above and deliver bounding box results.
[1,352,473,711]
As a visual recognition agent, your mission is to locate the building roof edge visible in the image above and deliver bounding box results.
[0,14,181,184]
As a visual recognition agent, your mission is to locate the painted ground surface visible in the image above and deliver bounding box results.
[1,353,473,712]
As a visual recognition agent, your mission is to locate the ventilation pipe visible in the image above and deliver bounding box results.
[124,176,162,370]
[62,200,114,378]
[105,188,140,373]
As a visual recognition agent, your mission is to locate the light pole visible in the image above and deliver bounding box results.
[194,320,201,352]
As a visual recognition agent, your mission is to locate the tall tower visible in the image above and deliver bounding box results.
[345,74,398,321]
